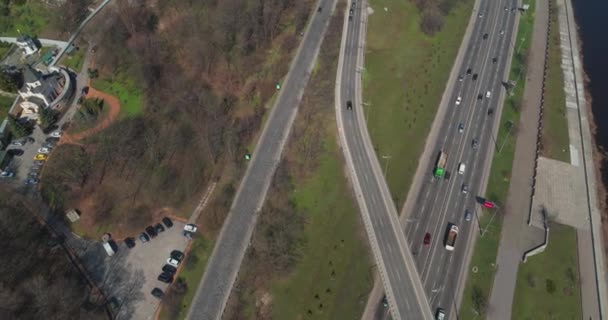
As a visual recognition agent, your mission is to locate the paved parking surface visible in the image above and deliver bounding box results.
[84,219,190,320]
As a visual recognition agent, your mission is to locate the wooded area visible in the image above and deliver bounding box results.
[42,0,312,236]
[0,189,106,320]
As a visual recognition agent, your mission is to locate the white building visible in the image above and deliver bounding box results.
[16,35,39,56]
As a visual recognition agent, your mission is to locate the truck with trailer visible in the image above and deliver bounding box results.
[444,224,459,251]
[434,151,447,178]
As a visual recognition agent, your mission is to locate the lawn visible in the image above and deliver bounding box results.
[364,0,474,209]
[512,223,582,319]
[0,41,13,59]
[0,1,53,37]
[541,0,570,163]
[459,1,537,318]
[92,72,143,117]
[59,44,88,72]
[159,235,214,320]
[0,95,16,119]
[271,137,373,320]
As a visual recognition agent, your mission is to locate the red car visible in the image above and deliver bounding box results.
[423,233,431,245]
[483,201,495,209]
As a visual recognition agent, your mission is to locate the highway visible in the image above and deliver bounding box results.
[185,1,337,319]
[335,0,433,319]
[402,0,520,318]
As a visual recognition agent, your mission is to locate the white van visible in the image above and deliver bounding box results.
[458,163,466,175]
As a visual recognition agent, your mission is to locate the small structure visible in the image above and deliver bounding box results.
[15,35,39,56]
[65,209,80,222]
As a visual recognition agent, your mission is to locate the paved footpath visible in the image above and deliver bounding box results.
[486,0,548,319]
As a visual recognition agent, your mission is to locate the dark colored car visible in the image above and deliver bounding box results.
[125,237,136,248]
[346,100,353,110]
[317,6,322,12]
[477,93,483,100]
[444,171,451,181]
[145,226,157,238]
[170,250,185,261]
[33,160,45,165]
[151,288,164,299]
[162,264,177,275]
[482,33,488,39]
[45,137,59,143]
[8,149,24,156]
[82,86,89,95]
[158,272,174,284]
[155,223,165,233]
[25,137,35,143]
[472,139,479,149]
[466,68,472,75]
[28,172,39,178]
[488,108,494,115]
[423,233,431,245]
[461,183,468,194]
[162,217,173,228]
[458,75,464,81]
[492,57,498,64]
[472,73,478,81]
[25,178,39,185]
[139,232,150,243]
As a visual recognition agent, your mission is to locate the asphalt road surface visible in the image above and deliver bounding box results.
[401,0,520,318]
[337,0,433,319]
[185,1,337,319]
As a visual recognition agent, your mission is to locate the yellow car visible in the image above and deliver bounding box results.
[34,154,47,161]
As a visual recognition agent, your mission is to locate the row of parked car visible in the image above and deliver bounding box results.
[151,250,185,299]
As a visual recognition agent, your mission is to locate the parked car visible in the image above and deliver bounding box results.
[42,142,55,149]
[145,226,157,238]
[151,288,164,298]
[162,264,177,275]
[45,137,59,143]
[25,178,39,185]
[155,223,165,233]
[162,217,173,228]
[139,232,150,243]
[1,171,15,178]
[34,154,47,161]
[33,160,45,166]
[170,250,184,261]
[184,224,198,233]
[50,131,62,138]
[38,147,51,154]
[125,237,136,248]
[157,272,173,284]
[11,140,24,147]
[8,149,24,156]
[166,258,180,268]
[28,172,39,178]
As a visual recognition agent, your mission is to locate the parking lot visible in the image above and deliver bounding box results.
[84,218,191,320]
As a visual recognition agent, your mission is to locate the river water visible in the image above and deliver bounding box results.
[571,0,608,202]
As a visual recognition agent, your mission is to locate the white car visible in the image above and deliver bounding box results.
[458,123,464,133]
[50,131,62,138]
[485,91,492,98]
[500,29,505,35]
[1,171,15,178]
[184,224,198,233]
[167,258,180,267]
[38,147,51,154]
[455,96,462,105]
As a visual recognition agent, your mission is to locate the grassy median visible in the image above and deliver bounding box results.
[363,0,474,209]
[459,1,537,318]
[541,0,570,163]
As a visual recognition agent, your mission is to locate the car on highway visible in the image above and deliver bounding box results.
[472,73,478,81]
[458,75,464,81]
[488,108,494,115]
[477,93,483,100]
[461,183,468,194]
[500,29,505,35]
[145,226,158,238]
[485,91,492,98]
[458,123,464,133]
[458,163,466,175]
[423,233,431,245]
[466,68,472,75]
[349,8,354,21]
[50,131,62,138]
[482,33,488,40]
[166,258,180,268]
[139,232,150,243]
[38,147,51,154]
[346,100,353,110]
[455,96,462,105]
[478,13,483,18]
[436,308,446,320]
[34,154,47,161]
[465,209,472,222]
[317,6,322,12]
[151,288,164,299]
[472,138,479,149]
[162,217,173,228]
[492,57,498,64]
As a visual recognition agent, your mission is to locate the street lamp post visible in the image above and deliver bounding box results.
[362,101,371,124]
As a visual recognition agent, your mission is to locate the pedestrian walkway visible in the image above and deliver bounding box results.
[487,0,549,318]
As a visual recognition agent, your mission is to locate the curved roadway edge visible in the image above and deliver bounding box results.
[185,1,338,319]
[334,1,432,319]
[360,0,483,317]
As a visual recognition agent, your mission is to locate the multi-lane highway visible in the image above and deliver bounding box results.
[336,0,433,319]
[402,0,520,318]
[185,1,337,319]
